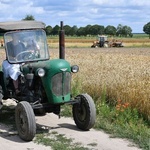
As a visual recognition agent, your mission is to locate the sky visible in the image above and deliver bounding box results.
[0,0,150,33]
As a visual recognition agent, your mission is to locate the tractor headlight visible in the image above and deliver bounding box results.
[71,65,79,73]
[37,68,45,77]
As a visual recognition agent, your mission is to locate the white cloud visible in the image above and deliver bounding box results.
[92,0,125,6]
[129,0,150,6]
[90,8,98,13]
[0,0,149,32]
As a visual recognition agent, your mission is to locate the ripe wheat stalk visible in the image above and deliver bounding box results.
[62,48,150,119]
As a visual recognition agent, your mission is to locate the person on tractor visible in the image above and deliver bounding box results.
[2,32,25,95]
[25,37,40,58]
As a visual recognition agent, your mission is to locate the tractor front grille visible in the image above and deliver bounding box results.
[52,72,71,96]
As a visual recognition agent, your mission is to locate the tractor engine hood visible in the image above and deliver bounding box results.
[21,59,71,76]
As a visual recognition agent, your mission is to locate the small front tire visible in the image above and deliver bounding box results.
[15,101,36,141]
[73,93,96,130]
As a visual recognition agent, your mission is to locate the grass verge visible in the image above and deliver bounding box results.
[34,131,91,150]
[60,79,150,150]
[95,95,150,150]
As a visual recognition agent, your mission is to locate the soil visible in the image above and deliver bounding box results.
[0,99,142,150]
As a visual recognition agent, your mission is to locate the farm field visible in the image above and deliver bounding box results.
[47,36,150,48]
[0,47,149,119]
[1,34,150,48]
[50,47,150,120]
[0,46,149,119]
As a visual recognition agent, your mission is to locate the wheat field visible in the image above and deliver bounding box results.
[0,46,149,119]
[47,37,150,48]
[51,47,150,119]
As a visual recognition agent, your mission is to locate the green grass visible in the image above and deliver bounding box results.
[34,131,90,150]
[132,33,149,38]
[95,97,150,150]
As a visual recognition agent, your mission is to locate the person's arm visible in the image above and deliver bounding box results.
[6,42,16,60]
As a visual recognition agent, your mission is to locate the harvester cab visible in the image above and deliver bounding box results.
[99,35,109,47]
[91,35,109,48]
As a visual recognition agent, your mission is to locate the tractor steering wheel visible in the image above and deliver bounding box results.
[16,50,36,61]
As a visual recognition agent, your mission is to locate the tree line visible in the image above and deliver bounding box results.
[23,15,150,38]
[45,24,133,37]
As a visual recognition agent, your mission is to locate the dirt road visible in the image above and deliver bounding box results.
[0,99,141,150]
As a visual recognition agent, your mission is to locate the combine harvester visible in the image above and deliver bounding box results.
[91,35,124,48]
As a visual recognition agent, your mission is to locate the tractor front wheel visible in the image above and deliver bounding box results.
[15,101,36,141]
[73,93,96,130]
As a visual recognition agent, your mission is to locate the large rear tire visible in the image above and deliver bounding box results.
[73,93,96,130]
[15,101,36,141]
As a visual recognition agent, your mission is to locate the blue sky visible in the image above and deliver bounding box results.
[0,0,149,33]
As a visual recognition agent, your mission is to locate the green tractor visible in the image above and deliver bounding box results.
[0,21,96,141]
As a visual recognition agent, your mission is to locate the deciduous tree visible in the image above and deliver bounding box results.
[143,22,150,39]
[104,25,116,36]
[22,15,35,20]
[45,25,52,35]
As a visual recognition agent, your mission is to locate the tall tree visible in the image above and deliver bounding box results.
[104,25,116,36]
[22,15,35,20]
[45,25,52,35]
[122,26,132,37]
[70,25,78,36]
[143,22,150,39]
[76,27,86,36]
[89,25,104,35]
[116,24,132,37]
[116,24,123,36]
[51,25,59,35]
[84,25,92,35]
[63,25,71,36]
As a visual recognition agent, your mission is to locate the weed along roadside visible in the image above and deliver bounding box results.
[34,112,143,150]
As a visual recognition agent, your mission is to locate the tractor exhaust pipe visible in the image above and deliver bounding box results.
[59,21,65,59]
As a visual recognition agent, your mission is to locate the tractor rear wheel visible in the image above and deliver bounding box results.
[73,93,96,130]
[15,101,36,141]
